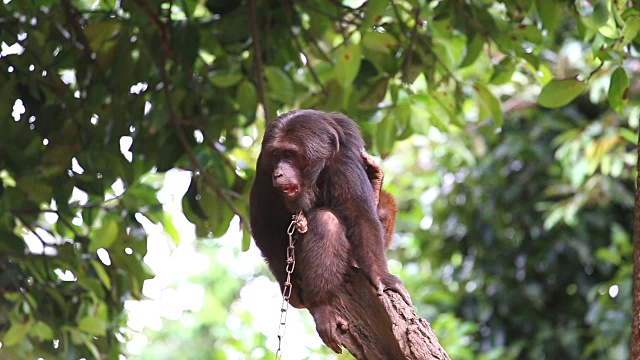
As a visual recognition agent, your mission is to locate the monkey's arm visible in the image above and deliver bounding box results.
[377,192,397,249]
[249,163,306,308]
[361,151,397,249]
[361,150,383,205]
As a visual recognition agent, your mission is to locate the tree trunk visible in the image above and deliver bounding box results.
[632,128,640,359]
[329,267,451,359]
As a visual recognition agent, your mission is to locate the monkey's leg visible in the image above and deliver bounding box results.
[298,209,350,354]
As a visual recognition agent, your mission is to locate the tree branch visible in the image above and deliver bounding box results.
[631,100,640,358]
[401,6,421,83]
[248,0,271,122]
[391,2,459,84]
[327,268,451,359]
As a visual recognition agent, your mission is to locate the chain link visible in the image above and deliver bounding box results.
[275,211,306,360]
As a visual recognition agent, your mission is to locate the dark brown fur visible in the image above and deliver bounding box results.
[249,110,408,353]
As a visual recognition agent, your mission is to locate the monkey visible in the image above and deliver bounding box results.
[249,110,409,353]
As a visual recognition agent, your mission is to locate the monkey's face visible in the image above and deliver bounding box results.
[260,110,341,211]
[262,144,317,211]
[270,149,303,198]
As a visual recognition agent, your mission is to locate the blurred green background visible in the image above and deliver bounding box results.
[0,0,637,359]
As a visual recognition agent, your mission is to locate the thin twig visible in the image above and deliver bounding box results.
[15,215,47,248]
[303,3,360,25]
[587,61,605,81]
[391,1,459,83]
[61,0,104,77]
[300,27,334,63]
[177,119,249,199]
[133,0,250,232]
[401,7,420,82]
[12,209,82,238]
[279,0,326,94]
[248,0,271,122]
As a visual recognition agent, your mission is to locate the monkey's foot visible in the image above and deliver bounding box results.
[377,273,413,307]
[311,305,348,354]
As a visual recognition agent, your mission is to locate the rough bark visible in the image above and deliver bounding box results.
[632,127,640,359]
[330,267,451,360]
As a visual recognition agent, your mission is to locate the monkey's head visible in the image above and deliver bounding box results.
[259,110,342,212]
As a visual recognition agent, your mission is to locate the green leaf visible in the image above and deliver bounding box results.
[335,44,362,89]
[209,73,243,88]
[430,89,464,127]
[362,32,399,54]
[376,114,395,156]
[357,77,389,110]
[17,175,52,204]
[90,259,112,290]
[83,337,102,360]
[182,174,234,239]
[409,95,433,135]
[538,78,587,108]
[171,22,201,67]
[475,84,504,128]
[535,0,560,33]
[41,144,76,168]
[621,15,640,46]
[117,252,154,298]
[460,34,484,68]
[0,231,26,253]
[84,20,121,52]
[595,247,621,265]
[76,276,105,299]
[608,67,629,114]
[3,322,29,346]
[544,206,564,230]
[410,92,458,132]
[183,177,208,221]
[264,66,294,104]
[123,183,162,212]
[513,24,543,44]
[432,37,464,72]
[490,57,516,85]
[242,228,251,252]
[78,316,107,336]
[593,0,610,27]
[89,217,119,252]
[309,10,331,38]
[236,80,258,118]
[163,214,181,245]
[618,128,637,144]
[180,0,198,16]
[393,101,413,140]
[362,0,388,28]
[31,321,54,341]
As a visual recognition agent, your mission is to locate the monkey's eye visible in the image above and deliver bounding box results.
[282,150,294,159]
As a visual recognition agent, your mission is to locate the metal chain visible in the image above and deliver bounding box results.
[275,211,307,360]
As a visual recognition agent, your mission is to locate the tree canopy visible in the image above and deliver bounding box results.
[0,0,638,359]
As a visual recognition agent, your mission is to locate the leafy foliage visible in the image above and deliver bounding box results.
[0,0,638,358]
[384,107,634,359]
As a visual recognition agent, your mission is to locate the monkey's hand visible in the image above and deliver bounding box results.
[311,305,348,354]
[361,150,383,206]
[376,273,413,307]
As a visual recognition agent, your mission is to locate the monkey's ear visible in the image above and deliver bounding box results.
[324,116,342,155]
[329,127,340,154]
